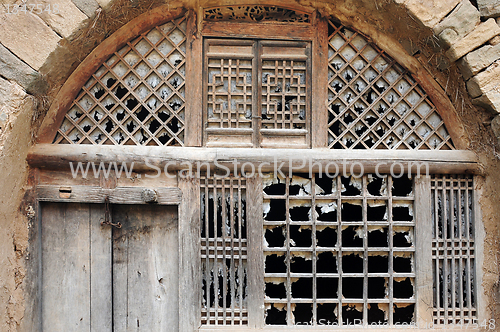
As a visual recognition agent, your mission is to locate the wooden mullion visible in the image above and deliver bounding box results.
[179,176,202,332]
[185,10,202,147]
[255,41,262,148]
[229,180,236,324]
[442,181,449,323]
[246,175,264,328]
[362,175,368,326]
[388,176,394,325]
[221,178,228,323]
[415,175,433,326]
[337,175,343,326]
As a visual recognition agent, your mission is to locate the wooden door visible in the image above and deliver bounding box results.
[41,202,178,332]
[112,205,179,331]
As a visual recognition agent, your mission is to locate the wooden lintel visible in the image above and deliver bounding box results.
[36,185,182,205]
[28,144,481,175]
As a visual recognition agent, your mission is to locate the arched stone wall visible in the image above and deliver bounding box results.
[1,0,500,330]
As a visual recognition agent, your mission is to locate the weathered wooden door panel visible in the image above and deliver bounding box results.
[112,205,179,332]
[41,203,111,332]
[41,203,178,332]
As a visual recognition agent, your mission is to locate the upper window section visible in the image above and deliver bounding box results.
[327,20,454,150]
[51,11,457,150]
[54,17,187,146]
[204,39,310,148]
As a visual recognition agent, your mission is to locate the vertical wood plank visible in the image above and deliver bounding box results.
[41,203,91,332]
[414,175,433,326]
[311,14,328,148]
[246,176,264,328]
[112,205,179,332]
[178,176,201,331]
[185,10,203,147]
[90,204,112,331]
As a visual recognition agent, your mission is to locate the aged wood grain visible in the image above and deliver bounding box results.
[90,204,112,331]
[36,185,182,205]
[414,176,433,326]
[178,176,201,331]
[41,203,92,331]
[28,144,481,174]
[112,205,179,331]
[246,176,264,328]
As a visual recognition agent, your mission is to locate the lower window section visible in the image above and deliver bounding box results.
[200,176,248,326]
[198,173,478,329]
[263,173,415,326]
[431,175,476,325]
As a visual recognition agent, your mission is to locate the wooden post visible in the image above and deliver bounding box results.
[178,176,201,331]
[246,176,264,328]
[414,175,433,327]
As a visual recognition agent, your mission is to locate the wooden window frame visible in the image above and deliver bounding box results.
[188,12,328,148]
[203,38,311,148]
[188,173,484,331]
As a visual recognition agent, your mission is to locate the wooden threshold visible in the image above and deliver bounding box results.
[28,144,481,175]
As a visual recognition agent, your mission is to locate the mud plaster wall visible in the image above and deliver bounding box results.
[1,0,500,330]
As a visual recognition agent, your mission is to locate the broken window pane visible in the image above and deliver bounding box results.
[263,173,416,326]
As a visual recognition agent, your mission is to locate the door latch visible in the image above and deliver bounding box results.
[100,196,122,229]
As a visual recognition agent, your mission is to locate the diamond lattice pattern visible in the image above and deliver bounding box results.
[54,17,187,146]
[328,21,454,150]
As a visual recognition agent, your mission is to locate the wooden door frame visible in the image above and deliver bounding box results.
[23,169,185,332]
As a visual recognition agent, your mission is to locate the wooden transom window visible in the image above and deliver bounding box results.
[204,39,311,148]
[54,17,187,146]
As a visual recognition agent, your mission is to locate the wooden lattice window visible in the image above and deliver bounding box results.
[204,39,310,148]
[263,173,416,326]
[54,17,187,146]
[327,21,454,150]
[201,176,248,326]
[431,175,476,325]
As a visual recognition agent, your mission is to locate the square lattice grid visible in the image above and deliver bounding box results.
[54,16,187,146]
[262,60,307,130]
[327,20,454,150]
[263,173,416,326]
[207,58,253,129]
[431,175,476,325]
[201,176,248,326]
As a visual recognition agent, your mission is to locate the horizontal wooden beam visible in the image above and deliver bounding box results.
[36,185,182,205]
[28,144,481,175]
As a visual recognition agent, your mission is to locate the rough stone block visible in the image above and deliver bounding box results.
[0,77,27,112]
[478,0,500,19]
[458,43,500,80]
[71,0,99,17]
[94,0,112,9]
[489,35,500,45]
[434,0,480,49]
[445,18,500,62]
[491,114,500,137]
[473,89,500,113]
[467,61,500,98]
[0,11,61,70]
[405,0,461,28]
[27,0,88,39]
[0,43,47,94]
[0,77,29,138]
